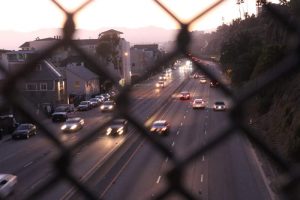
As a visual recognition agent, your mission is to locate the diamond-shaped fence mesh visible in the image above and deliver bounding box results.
[0,0,299,200]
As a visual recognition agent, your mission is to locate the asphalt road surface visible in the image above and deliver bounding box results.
[0,61,273,200]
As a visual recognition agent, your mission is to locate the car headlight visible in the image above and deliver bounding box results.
[117,128,124,135]
[156,83,160,87]
[71,124,77,130]
[162,127,167,131]
[106,127,112,135]
[61,125,67,130]
[109,105,113,109]
[100,105,104,109]
[150,127,156,131]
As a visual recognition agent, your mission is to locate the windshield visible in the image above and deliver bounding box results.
[80,101,89,105]
[103,101,114,105]
[215,102,225,105]
[17,124,30,130]
[153,122,166,127]
[66,119,79,123]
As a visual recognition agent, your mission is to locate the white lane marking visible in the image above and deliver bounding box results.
[165,157,168,163]
[24,161,33,168]
[181,122,183,126]
[156,176,161,184]
[202,156,205,161]
[177,131,180,135]
[201,174,204,182]
[184,116,186,119]
[205,130,207,135]
[172,141,175,147]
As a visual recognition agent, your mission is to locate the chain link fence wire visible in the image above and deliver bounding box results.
[0,0,299,199]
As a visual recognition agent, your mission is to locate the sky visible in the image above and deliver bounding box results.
[0,0,280,32]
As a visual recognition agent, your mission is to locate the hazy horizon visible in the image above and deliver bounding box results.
[0,26,214,51]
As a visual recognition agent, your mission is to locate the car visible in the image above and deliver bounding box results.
[192,99,205,109]
[11,123,37,139]
[0,174,17,199]
[89,98,101,107]
[100,101,116,112]
[77,101,92,111]
[159,75,167,81]
[96,93,110,101]
[199,77,207,83]
[54,104,74,113]
[150,120,170,135]
[179,91,191,100]
[52,112,68,122]
[106,119,128,136]
[193,73,200,79]
[156,81,165,88]
[213,101,226,111]
[210,80,220,87]
[61,117,84,132]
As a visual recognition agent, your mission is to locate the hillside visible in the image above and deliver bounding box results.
[247,72,300,163]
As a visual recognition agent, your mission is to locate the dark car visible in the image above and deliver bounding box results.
[179,91,190,100]
[150,120,170,135]
[210,80,220,87]
[61,117,84,132]
[106,119,128,136]
[54,105,74,113]
[0,115,18,136]
[12,123,37,139]
[89,98,101,107]
[52,112,68,122]
[77,101,92,111]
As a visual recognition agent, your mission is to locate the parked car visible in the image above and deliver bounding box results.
[61,117,84,132]
[96,93,110,101]
[77,101,92,111]
[52,112,68,122]
[100,101,116,112]
[213,101,226,111]
[89,98,101,107]
[179,91,191,100]
[150,120,170,135]
[0,115,18,136]
[192,99,205,109]
[54,104,74,113]
[0,174,17,199]
[11,123,37,139]
[106,119,128,136]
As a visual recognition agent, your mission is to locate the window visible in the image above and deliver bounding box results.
[36,64,42,71]
[74,81,80,88]
[25,83,37,91]
[40,83,47,91]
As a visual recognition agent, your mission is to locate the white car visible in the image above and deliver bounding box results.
[192,99,205,109]
[199,77,207,83]
[0,174,17,198]
[213,101,226,111]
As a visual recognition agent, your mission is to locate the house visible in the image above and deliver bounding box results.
[65,58,100,105]
[2,50,67,107]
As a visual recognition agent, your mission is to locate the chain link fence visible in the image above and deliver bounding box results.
[0,0,299,199]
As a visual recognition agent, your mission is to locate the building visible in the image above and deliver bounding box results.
[65,57,100,104]
[2,50,67,107]
[130,44,163,76]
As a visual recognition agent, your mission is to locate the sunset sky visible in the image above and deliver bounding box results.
[0,0,280,32]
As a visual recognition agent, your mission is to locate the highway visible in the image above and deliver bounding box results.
[0,60,273,200]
